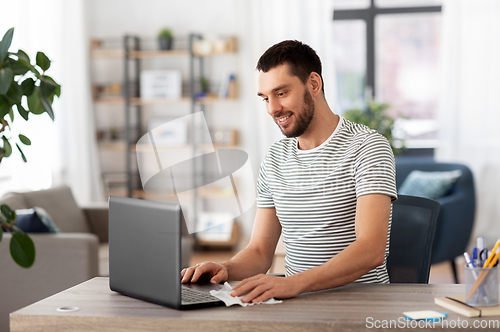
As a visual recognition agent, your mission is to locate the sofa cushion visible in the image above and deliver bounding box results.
[22,186,91,233]
[0,193,29,210]
[398,170,462,199]
[13,207,61,233]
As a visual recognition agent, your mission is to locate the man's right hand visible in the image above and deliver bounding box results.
[181,262,229,284]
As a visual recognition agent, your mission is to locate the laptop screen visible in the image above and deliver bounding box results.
[108,196,182,308]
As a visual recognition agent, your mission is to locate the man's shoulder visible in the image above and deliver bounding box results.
[339,118,389,146]
[266,137,296,157]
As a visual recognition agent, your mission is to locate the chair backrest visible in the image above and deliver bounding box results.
[387,195,441,283]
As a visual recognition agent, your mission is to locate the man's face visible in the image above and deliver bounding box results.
[258,64,315,138]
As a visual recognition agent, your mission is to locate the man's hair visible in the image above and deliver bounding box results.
[256,40,324,93]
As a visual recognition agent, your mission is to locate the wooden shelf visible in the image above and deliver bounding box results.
[90,49,124,59]
[94,97,126,105]
[94,96,235,106]
[91,49,236,60]
[131,97,191,105]
[98,141,127,151]
[130,49,190,59]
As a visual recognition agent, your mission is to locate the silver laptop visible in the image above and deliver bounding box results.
[108,196,224,309]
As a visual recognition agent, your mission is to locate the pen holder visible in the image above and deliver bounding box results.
[465,265,499,307]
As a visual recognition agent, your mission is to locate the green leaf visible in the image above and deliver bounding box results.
[1,203,16,222]
[18,134,31,145]
[10,226,35,268]
[16,49,30,63]
[40,76,57,97]
[8,107,13,122]
[16,104,29,120]
[5,57,30,76]
[2,136,12,157]
[0,67,14,94]
[39,92,54,120]
[21,78,35,96]
[6,81,22,104]
[0,102,11,119]
[27,87,44,114]
[0,28,14,61]
[36,51,50,71]
[16,142,27,162]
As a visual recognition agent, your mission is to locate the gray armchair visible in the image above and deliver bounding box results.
[0,186,106,332]
[395,159,476,283]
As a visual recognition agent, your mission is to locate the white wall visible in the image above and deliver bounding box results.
[85,0,261,236]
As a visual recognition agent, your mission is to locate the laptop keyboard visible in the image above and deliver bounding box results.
[181,286,221,304]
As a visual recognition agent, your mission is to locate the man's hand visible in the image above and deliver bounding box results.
[230,274,301,303]
[181,262,228,284]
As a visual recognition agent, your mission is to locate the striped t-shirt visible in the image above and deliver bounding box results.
[257,116,397,283]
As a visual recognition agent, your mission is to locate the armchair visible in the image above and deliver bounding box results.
[395,159,476,283]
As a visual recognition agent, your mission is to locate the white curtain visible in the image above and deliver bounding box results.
[437,0,500,247]
[236,0,336,167]
[234,0,336,235]
[0,0,103,204]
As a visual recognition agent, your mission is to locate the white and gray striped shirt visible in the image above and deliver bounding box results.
[257,116,397,283]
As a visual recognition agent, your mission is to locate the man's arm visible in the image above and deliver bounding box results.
[230,194,391,303]
[181,207,281,284]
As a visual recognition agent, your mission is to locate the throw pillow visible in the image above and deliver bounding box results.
[9,207,61,233]
[398,170,462,200]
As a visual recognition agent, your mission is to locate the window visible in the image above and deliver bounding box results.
[333,0,442,149]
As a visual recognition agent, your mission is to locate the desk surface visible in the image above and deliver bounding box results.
[10,277,499,331]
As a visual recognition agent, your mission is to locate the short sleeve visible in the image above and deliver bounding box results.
[354,133,398,202]
[256,155,275,208]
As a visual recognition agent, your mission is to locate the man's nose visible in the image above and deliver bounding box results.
[267,97,282,117]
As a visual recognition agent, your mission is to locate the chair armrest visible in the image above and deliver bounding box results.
[82,205,108,243]
[433,192,475,263]
[0,233,99,327]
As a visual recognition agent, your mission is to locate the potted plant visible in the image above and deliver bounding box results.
[0,27,61,268]
[343,100,405,155]
[158,28,174,50]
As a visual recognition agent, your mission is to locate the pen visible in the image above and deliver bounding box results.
[468,239,500,298]
[464,252,475,268]
[473,247,478,266]
[477,236,485,252]
[464,252,488,302]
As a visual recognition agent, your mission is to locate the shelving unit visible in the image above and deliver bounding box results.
[90,34,240,241]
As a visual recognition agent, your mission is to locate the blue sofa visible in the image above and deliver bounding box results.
[395,158,476,283]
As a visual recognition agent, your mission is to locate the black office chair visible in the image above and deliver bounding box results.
[387,195,441,283]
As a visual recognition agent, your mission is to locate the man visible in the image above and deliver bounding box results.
[181,40,397,303]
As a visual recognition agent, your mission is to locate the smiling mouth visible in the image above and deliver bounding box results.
[276,114,291,125]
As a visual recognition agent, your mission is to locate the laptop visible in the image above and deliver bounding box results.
[108,196,224,309]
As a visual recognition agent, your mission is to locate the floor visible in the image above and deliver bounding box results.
[190,249,468,284]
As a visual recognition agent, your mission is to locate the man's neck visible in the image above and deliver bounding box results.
[297,103,339,151]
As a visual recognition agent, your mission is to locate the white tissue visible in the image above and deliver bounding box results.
[209,282,283,307]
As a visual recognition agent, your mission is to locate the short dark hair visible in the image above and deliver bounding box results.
[256,40,324,92]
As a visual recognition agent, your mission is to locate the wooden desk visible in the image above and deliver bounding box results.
[10,277,500,331]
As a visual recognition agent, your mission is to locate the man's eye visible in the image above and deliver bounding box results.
[262,98,269,102]
[277,92,286,97]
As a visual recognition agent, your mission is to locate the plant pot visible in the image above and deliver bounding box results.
[158,37,173,50]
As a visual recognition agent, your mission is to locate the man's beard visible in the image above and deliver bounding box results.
[276,90,315,138]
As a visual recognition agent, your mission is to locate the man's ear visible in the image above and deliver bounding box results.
[308,72,323,97]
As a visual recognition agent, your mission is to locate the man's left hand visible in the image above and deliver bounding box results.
[230,274,300,303]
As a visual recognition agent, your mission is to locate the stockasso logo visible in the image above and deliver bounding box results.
[136,112,255,234]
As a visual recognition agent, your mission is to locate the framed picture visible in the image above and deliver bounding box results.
[196,212,234,242]
[148,117,187,146]
[140,70,182,99]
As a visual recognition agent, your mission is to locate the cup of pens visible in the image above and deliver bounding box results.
[464,238,500,307]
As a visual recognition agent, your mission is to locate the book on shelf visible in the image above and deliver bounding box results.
[435,295,500,317]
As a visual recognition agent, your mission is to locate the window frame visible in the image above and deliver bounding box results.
[333,0,442,98]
